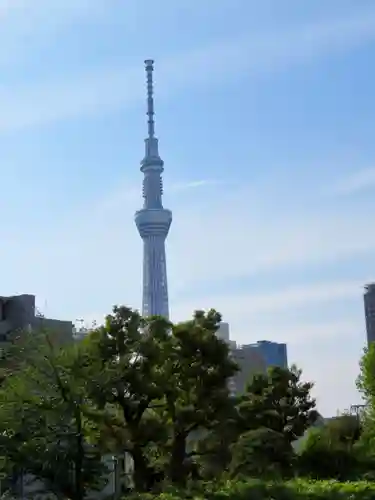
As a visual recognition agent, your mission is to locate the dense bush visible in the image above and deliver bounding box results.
[128,479,375,500]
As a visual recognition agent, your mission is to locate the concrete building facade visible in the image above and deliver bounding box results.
[216,322,230,343]
[231,344,267,394]
[0,294,73,345]
[215,323,268,395]
[215,324,288,395]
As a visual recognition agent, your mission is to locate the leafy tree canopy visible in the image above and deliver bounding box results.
[0,330,106,500]
[237,365,317,443]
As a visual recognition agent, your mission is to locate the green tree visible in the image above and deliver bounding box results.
[197,365,316,480]
[81,306,170,492]
[230,427,294,478]
[223,365,316,477]
[297,415,363,480]
[355,343,375,477]
[194,410,238,479]
[237,365,316,441]
[83,307,238,489]
[0,330,106,500]
[357,343,375,442]
[158,309,239,486]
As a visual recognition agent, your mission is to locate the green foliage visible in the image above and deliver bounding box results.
[194,365,315,479]
[194,365,317,481]
[357,344,375,450]
[358,343,375,403]
[126,479,375,500]
[297,415,364,480]
[3,304,361,495]
[237,365,317,443]
[0,330,107,500]
[80,306,171,491]
[230,427,295,479]
[194,410,238,479]
[71,306,238,489]
[160,309,238,486]
[324,414,363,442]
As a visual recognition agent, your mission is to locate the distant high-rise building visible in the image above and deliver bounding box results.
[231,344,267,394]
[214,322,288,395]
[230,341,288,395]
[216,322,230,343]
[249,340,288,369]
[135,60,172,319]
[214,322,236,396]
[364,283,375,345]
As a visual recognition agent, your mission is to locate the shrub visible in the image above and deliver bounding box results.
[127,479,375,500]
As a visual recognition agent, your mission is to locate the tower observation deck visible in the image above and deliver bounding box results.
[134,60,172,318]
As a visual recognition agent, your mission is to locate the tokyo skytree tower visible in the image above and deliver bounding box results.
[134,60,172,318]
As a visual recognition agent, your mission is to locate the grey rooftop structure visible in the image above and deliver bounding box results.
[0,294,73,344]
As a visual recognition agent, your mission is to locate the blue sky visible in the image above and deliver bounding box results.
[1,0,375,416]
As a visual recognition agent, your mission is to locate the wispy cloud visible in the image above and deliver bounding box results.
[16,178,371,320]
[169,179,222,191]
[94,178,223,215]
[163,184,375,291]
[332,167,375,195]
[171,280,366,336]
[0,7,375,132]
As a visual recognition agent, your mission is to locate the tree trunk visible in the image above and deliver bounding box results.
[73,408,84,500]
[131,446,152,492]
[169,432,187,487]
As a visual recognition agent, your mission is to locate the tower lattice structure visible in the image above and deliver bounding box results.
[134,60,172,318]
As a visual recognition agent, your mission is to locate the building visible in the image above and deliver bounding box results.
[247,340,288,369]
[215,323,267,395]
[230,341,288,395]
[231,344,267,394]
[0,294,73,345]
[216,322,230,343]
[134,60,172,319]
[215,322,237,396]
[364,283,375,345]
[214,323,288,395]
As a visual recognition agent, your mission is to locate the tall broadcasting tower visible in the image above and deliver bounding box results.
[135,60,172,318]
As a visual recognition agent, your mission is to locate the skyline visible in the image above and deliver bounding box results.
[0,0,375,415]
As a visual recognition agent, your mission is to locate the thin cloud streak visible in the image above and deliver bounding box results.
[169,179,222,191]
[0,8,375,132]
[165,183,375,289]
[332,167,375,195]
[171,279,366,323]
[48,179,375,303]
[79,280,366,343]
[94,178,223,216]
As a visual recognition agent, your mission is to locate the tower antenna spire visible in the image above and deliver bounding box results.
[145,59,155,139]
